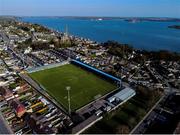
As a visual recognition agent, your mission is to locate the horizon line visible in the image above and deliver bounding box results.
[1,15,180,19]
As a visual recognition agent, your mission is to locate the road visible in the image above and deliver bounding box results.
[0,31,13,134]
[0,112,13,134]
[130,95,165,134]
[71,115,102,134]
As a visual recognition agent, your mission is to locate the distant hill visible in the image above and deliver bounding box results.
[122,17,180,23]
[16,16,180,22]
[168,25,180,30]
[0,16,17,22]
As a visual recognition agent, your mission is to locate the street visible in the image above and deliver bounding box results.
[0,112,13,134]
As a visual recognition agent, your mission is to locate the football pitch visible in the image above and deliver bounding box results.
[29,64,117,111]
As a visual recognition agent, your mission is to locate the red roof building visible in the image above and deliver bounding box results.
[11,100,26,118]
[16,104,26,117]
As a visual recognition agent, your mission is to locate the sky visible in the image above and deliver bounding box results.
[0,0,180,18]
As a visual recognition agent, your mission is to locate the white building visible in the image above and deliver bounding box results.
[107,87,136,104]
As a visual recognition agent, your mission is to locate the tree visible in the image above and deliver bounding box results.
[103,40,133,58]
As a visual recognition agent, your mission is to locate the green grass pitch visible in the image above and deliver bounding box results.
[29,64,117,111]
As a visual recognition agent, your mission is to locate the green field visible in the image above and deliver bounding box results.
[29,64,116,111]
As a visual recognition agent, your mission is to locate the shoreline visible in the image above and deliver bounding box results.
[19,18,180,54]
